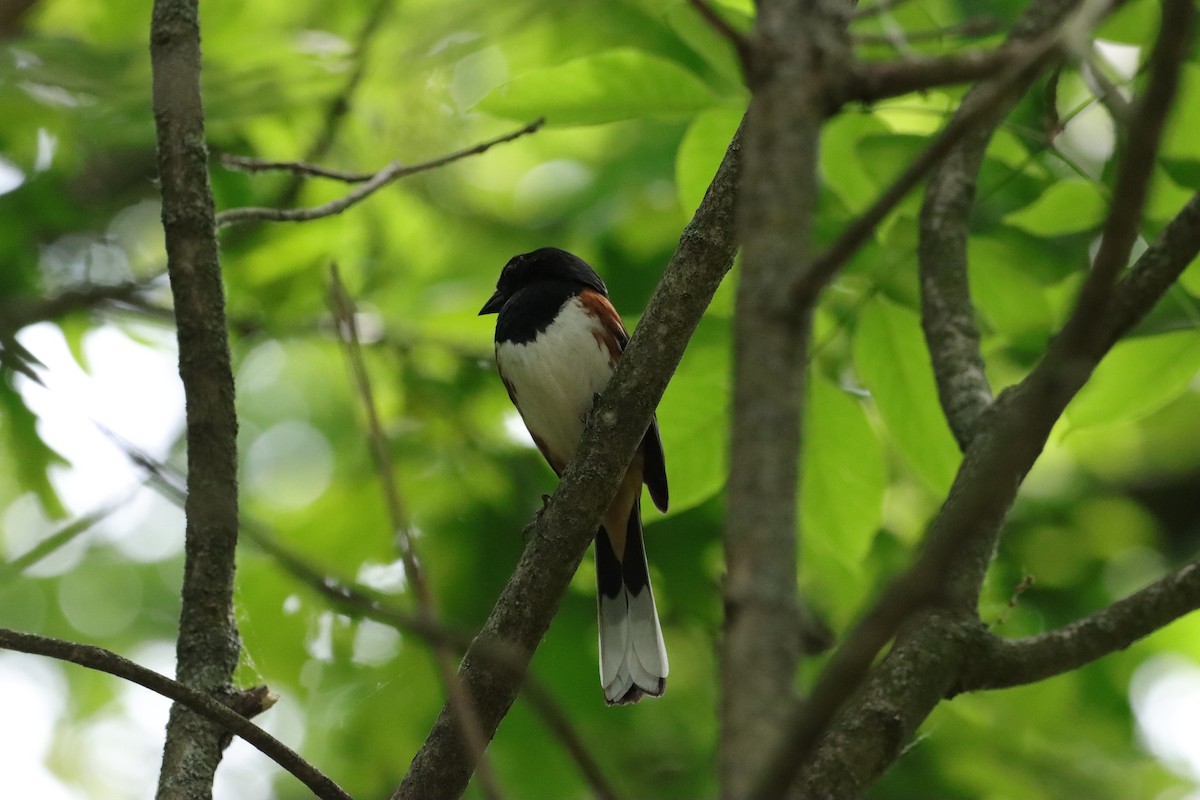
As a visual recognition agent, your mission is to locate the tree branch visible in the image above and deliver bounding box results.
[215,119,543,228]
[1056,0,1194,353]
[719,2,847,796]
[393,119,744,800]
[0,628,351,800]
[846,41,1036,105]
[851,17,1001,47]
[913,14,1070,450]
[149,0,243,795]
[959,560,1200,692]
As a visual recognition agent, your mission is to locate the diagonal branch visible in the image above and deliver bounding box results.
[215,119,543,228]
[393,118,745,800]
[0,627,351,800]
[792,25,1067,308]
[1057,0,1195,352]
[959,559,1200,692]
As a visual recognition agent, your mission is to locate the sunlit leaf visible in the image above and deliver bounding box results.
[854,297,961,493]
[478,48,717,126]
[656,315,730,516]
[799,374,885,624]
[1067,330,1200,429]
[1003,178,1107,237]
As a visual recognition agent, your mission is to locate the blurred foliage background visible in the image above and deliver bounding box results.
[2,0,1200,797]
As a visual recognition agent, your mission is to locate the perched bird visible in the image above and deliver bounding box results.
[480,247,670,705]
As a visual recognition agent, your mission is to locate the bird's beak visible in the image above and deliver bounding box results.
[479,290,505,315]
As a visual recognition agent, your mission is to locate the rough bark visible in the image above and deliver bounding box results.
[149,1,243,797]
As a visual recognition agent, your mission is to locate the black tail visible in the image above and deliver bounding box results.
[595,500,668,705]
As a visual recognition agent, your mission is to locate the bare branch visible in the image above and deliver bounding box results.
[1082,52,1133,126]
[851,17,1001,46]
[394,118,745,800]
[912,18,1070,449]
[959,561,1200,692]
[273,0,395,208]
[1058,0,1194,352]
[793,30,1066,307]
[846,42,1032,104]
[852,0,915,21]
[328,266,505,800]
[786,78,1200,800]
[720,2,847,796]
[149,0,242,794]
[687,0,753,72]
[216,119,544,228]
[219,155,374,183]
[0,627,351,800]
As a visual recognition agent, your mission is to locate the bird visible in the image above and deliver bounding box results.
[479,247,670,705]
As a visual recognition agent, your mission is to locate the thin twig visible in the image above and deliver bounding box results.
[851,17,1001,46]
[0,627,351,800]
[1082,52,1133,126]
[276,0,395,208]
[687,0,753,72]
[852,0,915,21]
[328,266,505,800]
[1059,0,1194,349]
[794,31,1065,305]
[216,119,544,228]
[219,155,375,183]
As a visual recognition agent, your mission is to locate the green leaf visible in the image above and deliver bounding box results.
[1067,330,1200,429]
[656,316,730,516]
[800,374,886,582]
[478,48,717,126]
[675,106,743,215]
[1003,178,1107,237]
[967,237,1054,343]
[854,297,961,494]
[821,114,891,210]
[0,381,68,519]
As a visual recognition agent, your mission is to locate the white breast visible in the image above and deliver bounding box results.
[496,297,616,467]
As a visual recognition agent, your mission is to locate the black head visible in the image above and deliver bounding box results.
[479,247,608,315]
